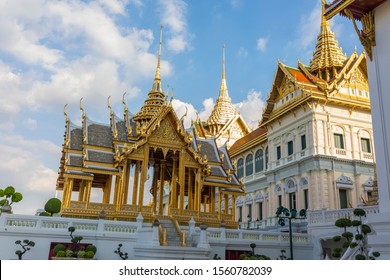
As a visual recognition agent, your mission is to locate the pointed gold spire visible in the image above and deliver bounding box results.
[309,0,347,81]
[152,24,163,93]
[134,25,166,124]
[207,45,236,133]
[219,44,228,98]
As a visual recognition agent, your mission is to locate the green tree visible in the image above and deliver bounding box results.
[43,198,62,216]
[0,186,23,212]
[332,208,380,260]
[15,240,35,260]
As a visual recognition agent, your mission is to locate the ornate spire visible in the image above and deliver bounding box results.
[309,0,347,81]
[133,25,166,124]
[207,45,236,131]
[219,44,228,98]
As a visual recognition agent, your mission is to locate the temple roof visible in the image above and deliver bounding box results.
[325,0,386,20]
[309,2,347,77]
[133,25,166,124]
[207,46,237,127]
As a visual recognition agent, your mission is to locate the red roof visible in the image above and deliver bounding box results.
[287,67,313,84]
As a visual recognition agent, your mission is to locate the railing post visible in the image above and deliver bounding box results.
[136,213,144,230]
[188,217,196,237]
[197,222,210,249]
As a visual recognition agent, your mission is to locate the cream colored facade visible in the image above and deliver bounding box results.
[229,9,375,225]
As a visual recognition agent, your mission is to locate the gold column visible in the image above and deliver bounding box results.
[138,145,149,211]
[188,168,193,210]
[210,187,215,213]
[122,160,131,204]
[78,181,85,202]
[65,178,74,208]
[152,164,159,214]
[113,175,121,206]
[179,150,185,214]
[159,160,166,215]
[132,161,140,205]
[197,169,202,214]
[62,178,70,207]
[171,156,178,209]
[85,180,92,208]
[218,191,222,219]
[232,196,236,220]
[224,194,229,214]
[103,176,112,204]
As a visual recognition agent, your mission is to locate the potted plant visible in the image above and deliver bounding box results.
[52,227,97,260]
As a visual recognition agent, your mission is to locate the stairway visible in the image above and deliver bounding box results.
[158,218,184,247]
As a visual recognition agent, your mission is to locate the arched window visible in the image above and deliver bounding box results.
[237,158,244,179]
[255,149,264,173]
[265,147,269,170]
[245,154,253,176]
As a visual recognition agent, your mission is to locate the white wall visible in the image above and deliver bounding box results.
[367,0,390,213]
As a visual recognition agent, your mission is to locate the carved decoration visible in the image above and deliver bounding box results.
[345,9,375,61]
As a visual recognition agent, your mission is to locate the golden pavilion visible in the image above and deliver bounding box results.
[56,27,244,228]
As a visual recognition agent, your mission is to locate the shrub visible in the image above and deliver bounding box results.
[77,250,86,258]
[0,185,23,211]
[53,244,66,256]
[65,249,74,257]
[56,250,66,257]
[85,251,95,259]
[44,198,61,216]
[85,245,97,254]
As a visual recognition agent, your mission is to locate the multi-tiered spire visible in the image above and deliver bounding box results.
[207,45,236,133]
[133,25,166,124]
[309,0,347,81]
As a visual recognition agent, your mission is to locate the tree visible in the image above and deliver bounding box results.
[15,240,35,260]
[43,198,62,216]
[0,186,23,213]
[332,208,380,260]
[114,244,129,260]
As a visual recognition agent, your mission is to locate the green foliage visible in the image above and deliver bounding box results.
[77,250,86,258]
[85,251,95,259]
[331,208,380,260]
[355,254,366,260]
[65,249,74,257]
[332,235,341,242]
[114,243,129,260]
[39,212,51,216]
[362,225,372,234]
[0,185,23,211]
[56,250,66,257]
[335,218,352,228]
[44,198,62,216]
[54,227,97,259]
[352,220,362,227]
[53,244,66,256]
[15,239,35,260]
[342,232,353,239]
[353,208,366,217]
[85,245,97,254]
[239,253,270,260]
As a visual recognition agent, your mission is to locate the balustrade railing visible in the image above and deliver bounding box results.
[307,206,380,225]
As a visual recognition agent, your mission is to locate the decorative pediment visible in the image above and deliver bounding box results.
[336,174,353,188]
[150,118,183,146]
[255,192,263,202]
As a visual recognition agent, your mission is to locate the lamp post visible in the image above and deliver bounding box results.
[275,206,306,260]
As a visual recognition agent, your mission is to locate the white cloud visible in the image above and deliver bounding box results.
[159,0,190,53]
[23,118,37,130]
[238,47,248,57]
[257,37,268,52]
[172,99,198,128]
[0,134,60,214]
[297,3,321,50]
[234,90,264,129]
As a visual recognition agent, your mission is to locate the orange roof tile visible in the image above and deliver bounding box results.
[229,127,267,153]
[287,67,313,84]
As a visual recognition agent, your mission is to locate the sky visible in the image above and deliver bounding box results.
[0,0,363,214]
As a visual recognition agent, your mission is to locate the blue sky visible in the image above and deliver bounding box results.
[0,0,362,214]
